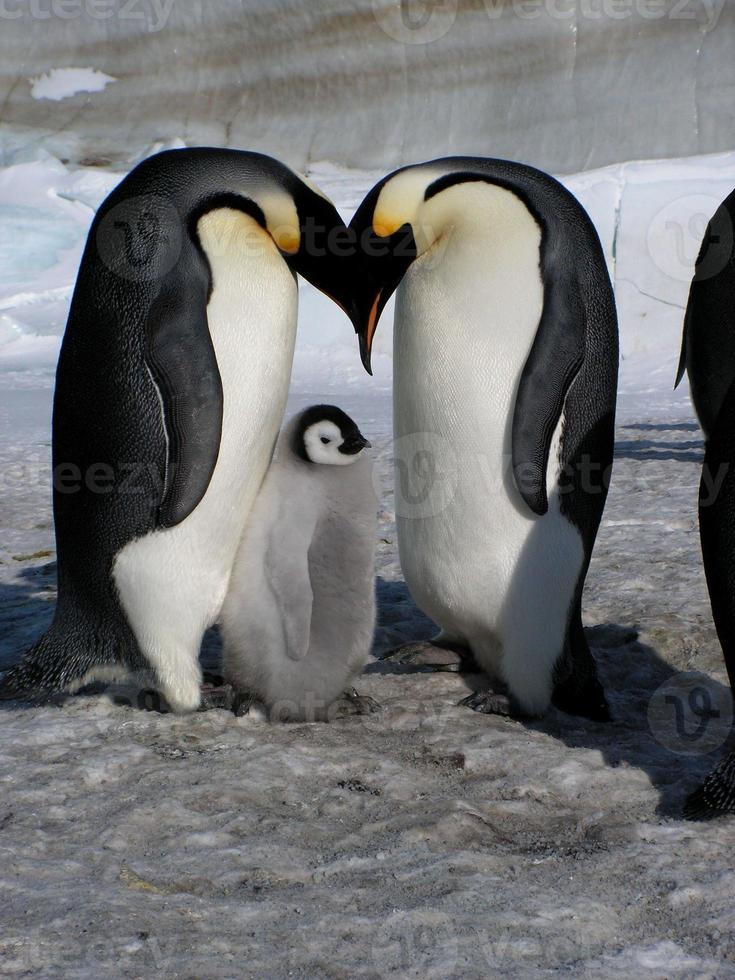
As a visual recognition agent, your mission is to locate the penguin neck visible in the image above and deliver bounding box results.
[406,181,543,345]
[420,180,542,274]
[394,183,544,445]
[192,207,298,543]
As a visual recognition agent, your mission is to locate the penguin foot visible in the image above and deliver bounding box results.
[198,682,238,712]
[551,675,611,722]
[459,689,529,719]
[136,689,169,713]
[199,674,252,712]
[330,688,381,718]
[231,691,256,717]
[373,640,474,673]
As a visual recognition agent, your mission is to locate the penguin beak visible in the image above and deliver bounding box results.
[357,288,384,376]
[341,432,372,454]
[348,209,418,375]
[346,279,386,377]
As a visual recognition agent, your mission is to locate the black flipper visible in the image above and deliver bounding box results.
[145,260,223,528]
[421,164,591,517]
[674,300,690,390]
[512,263,585,516]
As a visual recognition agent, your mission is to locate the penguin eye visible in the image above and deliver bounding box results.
[320,436,331,445]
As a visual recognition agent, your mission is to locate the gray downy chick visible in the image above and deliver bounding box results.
[220,405,378,720]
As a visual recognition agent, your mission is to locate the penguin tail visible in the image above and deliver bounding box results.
[683,750,735,821]
[0,613,130,703]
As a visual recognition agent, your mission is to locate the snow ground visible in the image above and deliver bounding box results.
[1,152,735,978]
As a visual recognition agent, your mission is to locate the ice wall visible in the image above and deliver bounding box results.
[1,0,734,173]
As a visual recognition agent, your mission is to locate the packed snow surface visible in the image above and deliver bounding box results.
[1,150,735,977]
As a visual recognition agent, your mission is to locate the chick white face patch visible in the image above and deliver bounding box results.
[303,421,361,465]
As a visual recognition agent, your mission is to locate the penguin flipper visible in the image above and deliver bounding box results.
[511,291,585,516]
[674,298,690,389]
[146,265,224,529]
[265,523,314,662]
[675,230,703,391]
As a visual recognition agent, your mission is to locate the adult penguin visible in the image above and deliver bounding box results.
[349,158,618,720]
[676,187,735,819]
[1,148,358,712]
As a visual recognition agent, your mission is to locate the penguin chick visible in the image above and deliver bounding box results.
[220,405,378,721]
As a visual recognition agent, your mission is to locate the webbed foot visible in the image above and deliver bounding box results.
[372,639,475,673]
[459,689,530,719]
[330,688,381,718]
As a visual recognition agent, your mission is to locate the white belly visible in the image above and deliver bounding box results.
[393,195,584,712]
[112,210,297,709]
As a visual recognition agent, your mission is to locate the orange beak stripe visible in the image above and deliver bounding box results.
[365,289,382,355]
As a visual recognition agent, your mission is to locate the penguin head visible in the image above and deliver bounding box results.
[348,159,507,372]
[274,170,364,324]
[134,148,361,322]
[292,405,371,466]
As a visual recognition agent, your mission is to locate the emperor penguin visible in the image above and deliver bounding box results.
[1,148,359,713]
[220,405,378,721]
[348,158,618,721]
[676,187,735,819]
